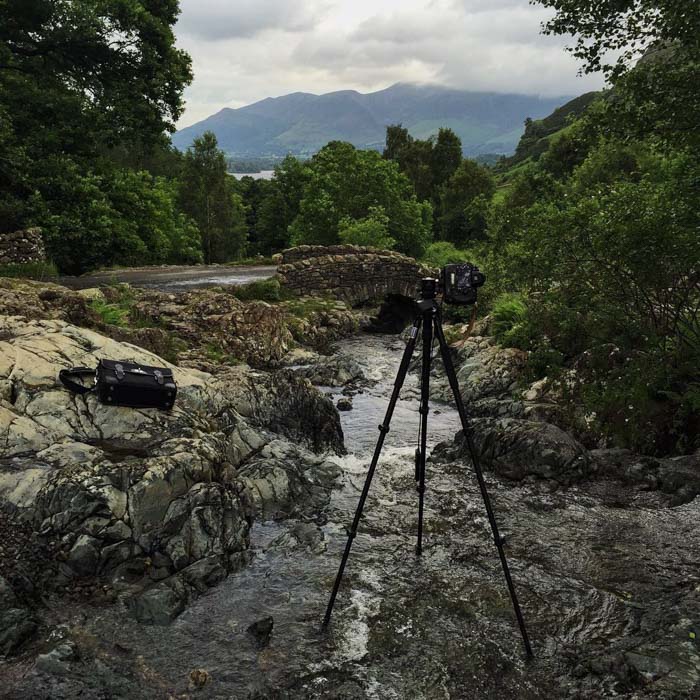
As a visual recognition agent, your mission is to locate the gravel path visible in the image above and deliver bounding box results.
[58,264,276,291]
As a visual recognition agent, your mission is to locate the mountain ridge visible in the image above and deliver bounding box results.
[173,83,572,158]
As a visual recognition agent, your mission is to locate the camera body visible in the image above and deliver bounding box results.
[439,262,486,305]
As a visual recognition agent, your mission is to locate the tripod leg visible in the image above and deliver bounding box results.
[416,307,433,555]
[433,316,534,657]
[323,316,422,627]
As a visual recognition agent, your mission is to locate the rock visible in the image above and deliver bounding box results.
[67,535,101,576]
[189,669,210,690]
[128,576,188,625]
[266,522,326,554]
[297,354,365,387]
[337,397,353,411]
[0,314,348,623]
[279,348,320,367]
[131,288,294,368]
[247,615,274,649]
[214,366,344,454]
[452,339,528,403]
[446,418,590,483]
[0,228,46,265]
[0,576,37,657]
[239,440,341,520]
[276,245,432,306]
[590,448,700,502]
[35,642,76,675]
[0,607,37,656]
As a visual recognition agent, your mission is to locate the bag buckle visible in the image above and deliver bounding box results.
[154,370,164,385]
[115,363,125,380]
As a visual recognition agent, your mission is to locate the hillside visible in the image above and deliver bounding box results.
[500,91,602,169]
[173,83,570,158]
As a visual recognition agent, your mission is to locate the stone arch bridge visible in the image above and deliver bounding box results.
[275,245,432,306]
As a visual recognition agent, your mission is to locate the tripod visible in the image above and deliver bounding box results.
[322,281,533,657]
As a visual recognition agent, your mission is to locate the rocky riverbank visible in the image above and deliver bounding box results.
[0,277,698,698]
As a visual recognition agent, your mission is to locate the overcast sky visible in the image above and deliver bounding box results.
[175,0,605,128]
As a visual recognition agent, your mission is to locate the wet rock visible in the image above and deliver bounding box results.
[0,577,37,656]
[452,338,528,403]
[297,353,365,387]
[247,615,274,649]
[590,448,700,503]
[449,418,590,482]
[279,347,320,367]
[337,397,353,411]
[35,642,77,675]
[214,366,344,455]
[0,317,323,622]
[67,535,101,577]
[128,576,188,625]
[266,522,327,554]
[239,440,341,520]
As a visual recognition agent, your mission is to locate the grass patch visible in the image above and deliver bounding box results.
[0,261,58,280]
[282,296,342,318]
[89,297,130,326]
[229,277,292,302]
[204,342,241,365]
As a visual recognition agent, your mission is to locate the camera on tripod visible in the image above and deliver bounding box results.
[422,262,486,305]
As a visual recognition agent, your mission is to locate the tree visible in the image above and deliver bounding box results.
[537,0,700,79]
[254,157,309,255]
[179,132,246,263]
[290,141,431,258]
[431,128,462,187]
[338,206,395,250]
[439,159,495,244]
[0,0,192,146]
[537,1,700,150]
[0,0,194,272]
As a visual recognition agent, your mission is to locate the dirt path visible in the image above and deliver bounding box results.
[58,264,276,291]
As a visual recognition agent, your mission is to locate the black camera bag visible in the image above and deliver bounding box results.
[59,359,177,410]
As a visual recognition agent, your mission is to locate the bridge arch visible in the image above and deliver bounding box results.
[275,245,432,307]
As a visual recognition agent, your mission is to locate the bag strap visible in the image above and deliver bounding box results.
[59,367,96,395]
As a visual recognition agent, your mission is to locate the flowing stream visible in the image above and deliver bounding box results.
[22,334,700,698]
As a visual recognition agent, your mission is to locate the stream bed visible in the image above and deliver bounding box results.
[6,335,700,698]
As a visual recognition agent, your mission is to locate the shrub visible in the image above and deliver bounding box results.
[490,293,527,346]
[338,206,395,250]
[422,241,474,268]
[0,261,58,280]
[89,297,130,326]
[229,277,289,302]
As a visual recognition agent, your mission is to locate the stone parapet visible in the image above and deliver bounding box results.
[0,228,46,265]
[277,245,433,305]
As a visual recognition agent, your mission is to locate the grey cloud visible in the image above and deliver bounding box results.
[177,0,325,41]
[176,0,604,128]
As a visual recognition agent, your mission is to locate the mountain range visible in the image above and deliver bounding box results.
[173,83,571,159]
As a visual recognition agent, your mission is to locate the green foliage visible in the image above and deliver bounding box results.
[35,163,202,274]
[490,294,528,347]
[179,132,247,263]
[229,277,290,303]
[0,261,58,280]
[421,241,472,268]
[89,297,130,327]
[290,142,432,258]
[538,1,699,80]
[439,160,495,244]
[252,156,309,255]
[0,0,197,273]
[338,207,395,250]
[537,1,700,151]
[489,137,700,453]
